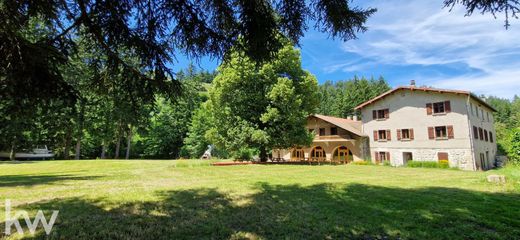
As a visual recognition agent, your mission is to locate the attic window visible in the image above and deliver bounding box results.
[330,127,338,135]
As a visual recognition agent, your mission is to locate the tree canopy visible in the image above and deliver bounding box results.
[207,38,318,161]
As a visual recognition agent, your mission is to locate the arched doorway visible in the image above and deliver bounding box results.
[310,146,326,162]
[333,146,353,163]
[291,148,305,161]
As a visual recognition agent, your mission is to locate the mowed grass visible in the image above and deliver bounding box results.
[1,160,520,239]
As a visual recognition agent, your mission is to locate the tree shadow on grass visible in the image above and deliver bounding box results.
[0,174,101,187]
[2,184,520,239]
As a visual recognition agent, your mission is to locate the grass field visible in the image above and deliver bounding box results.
[1,160,520,239]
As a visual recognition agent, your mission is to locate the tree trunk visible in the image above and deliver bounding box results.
[114,137,121,159]
[63,126,72,160]
[259,146,268,162]
[125,126,132,160]
[75,99,86,160]
[9,141,16,161]
[100,140,106,159]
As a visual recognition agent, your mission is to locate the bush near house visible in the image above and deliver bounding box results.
[407,160,450,169]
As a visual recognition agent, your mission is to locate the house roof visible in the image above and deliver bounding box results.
[311,114,366,137]
[354,86,496,112]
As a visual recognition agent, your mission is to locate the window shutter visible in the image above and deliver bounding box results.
[444,101,451,113]
[397,129,402,140]
[386,130,391,140]
[428,127,434,139]
[426,103,433,115]
[490,132,494,143]
[386,152,390,161]
[447,125,454,139]
[384,109,390,119]
[473,126,478,139]
[372,110,377,119]
[373,131,378,141]
[410,129,414,140]
[375,151,379,162]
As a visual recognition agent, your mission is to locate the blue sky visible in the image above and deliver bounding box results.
[174,0,520,98]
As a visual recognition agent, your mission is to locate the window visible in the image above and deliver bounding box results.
[435,126,447,139]
[470,103,474,115]
[397,129,414,141]
[373,109,389,120]
[433,102,445,114]
[308,128,314,133]
[473,126,479,139]
[402,129,410,139]
[484,130,488,141]
[379,152,388,161]
[478,127,483,140]
[476,107,479,117]
[378,130,387,140]
[427,101,451,115]
[374,130,391,141]
[319,128,326,136]
[374,151,389,163]
[489,132,494,143]
[487,112,490,122]
[330,127,338,135]
[481,109,484,120]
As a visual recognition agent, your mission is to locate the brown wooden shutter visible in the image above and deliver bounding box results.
[373,131,378,141]
[447,125,454,139]
[375,151,379,162]
[397,129,402,140]
[444,101,451,113]
[428,127,434,139]
[386,152,390,161]
[384,109,390,119]
[484,130,488,141]
[426,103,433,115]
[386,130,391,140]
[410,129,414,140]
[372,110,377,119]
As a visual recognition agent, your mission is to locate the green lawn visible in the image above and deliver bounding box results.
[1,160,520,239]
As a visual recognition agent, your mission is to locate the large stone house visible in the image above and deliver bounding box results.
[274,84,497,171]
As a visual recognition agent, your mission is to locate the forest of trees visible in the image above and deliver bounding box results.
[1,0,518,161]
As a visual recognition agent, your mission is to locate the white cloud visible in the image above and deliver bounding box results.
[337,0,520,98]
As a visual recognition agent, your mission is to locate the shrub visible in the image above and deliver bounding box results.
[438,160,450,168]
[233,148,255,161]
[406,160,447,169]
[383,160,391,166]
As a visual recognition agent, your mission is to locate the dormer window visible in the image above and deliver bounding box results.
[330,127,338,135]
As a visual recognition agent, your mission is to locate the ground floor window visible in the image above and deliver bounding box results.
[291,148,305,161]
[333,146,353,163]
[311,146,326,161]
[375,151,389,163]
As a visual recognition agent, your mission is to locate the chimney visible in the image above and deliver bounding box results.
[353,115,358,121]
[410,80,416,87]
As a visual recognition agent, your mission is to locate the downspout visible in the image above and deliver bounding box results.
[465,95,477,171]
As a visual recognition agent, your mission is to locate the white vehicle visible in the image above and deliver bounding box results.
[0,145,55,160]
